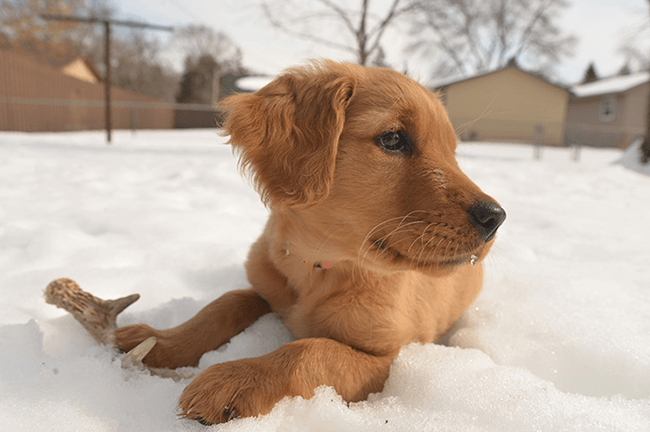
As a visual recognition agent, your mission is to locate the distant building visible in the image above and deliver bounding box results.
[0,49,173,132]
[566,72,649,148]
[434,65,570,146]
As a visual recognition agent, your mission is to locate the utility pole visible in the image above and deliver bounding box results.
[104,21,111,142]
[41,15,173,144]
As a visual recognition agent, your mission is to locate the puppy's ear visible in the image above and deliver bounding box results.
[221,63,356,209]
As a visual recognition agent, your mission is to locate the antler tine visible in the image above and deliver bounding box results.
[44,278,139,345]
[122,336,158,368]
[106,293,141,320]
[121,337,195,380]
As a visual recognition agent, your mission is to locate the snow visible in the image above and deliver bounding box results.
[571,72,649,98]
[1,130,649,431]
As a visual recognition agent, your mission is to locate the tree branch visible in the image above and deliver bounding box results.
[315,0,359,37]
[261,0,408,66]
[513,0,557,60]
[262,2,357,54]
[367,0,407,59]
[416,5,469,76]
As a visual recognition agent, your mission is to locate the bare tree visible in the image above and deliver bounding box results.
[1,0,179,102]
[618,18,650,74]
[106,32,179,102]
[408,0,576,79]
[619,44,650,73]
[170,25,243,75]
[0,0,115,65]
[262,0,413,66]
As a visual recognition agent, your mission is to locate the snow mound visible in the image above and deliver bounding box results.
[619,138,650,176]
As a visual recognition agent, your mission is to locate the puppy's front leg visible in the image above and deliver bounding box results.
[114,289,271,369]
[178,338,394,424]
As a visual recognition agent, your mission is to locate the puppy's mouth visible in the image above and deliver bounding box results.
[369,237,484,270]
[438,254,479,267]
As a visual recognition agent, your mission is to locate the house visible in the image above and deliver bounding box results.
[60,56,103,84]
[0,49,173,132]
[566,72,649,148]
[435,65,570,146]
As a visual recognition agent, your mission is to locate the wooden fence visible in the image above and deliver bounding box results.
[0,49,180,132]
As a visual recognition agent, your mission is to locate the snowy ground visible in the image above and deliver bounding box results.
[0,130,649,431]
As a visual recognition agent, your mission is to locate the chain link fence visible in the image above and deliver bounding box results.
[0,49,221,133]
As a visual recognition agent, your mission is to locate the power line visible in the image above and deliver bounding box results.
[164,0,207,25]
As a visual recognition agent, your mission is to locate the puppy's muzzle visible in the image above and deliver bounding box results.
[468,201,507,242]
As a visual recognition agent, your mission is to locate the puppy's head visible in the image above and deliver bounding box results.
[222,61,505,274]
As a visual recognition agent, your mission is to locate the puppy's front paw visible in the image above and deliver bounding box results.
[178,359,287,425]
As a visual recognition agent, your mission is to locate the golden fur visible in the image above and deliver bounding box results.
[114,61,505,425]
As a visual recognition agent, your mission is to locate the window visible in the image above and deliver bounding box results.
[599,96,616,122]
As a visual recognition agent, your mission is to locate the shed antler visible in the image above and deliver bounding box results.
[44,278,193,380]
[44,278,140,345]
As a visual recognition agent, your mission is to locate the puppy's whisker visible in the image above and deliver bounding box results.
[368,223,423,260]
[356,212,427,265]
[358,211,427,253]
[382,220,424,243]
[424,225,442,248]
[371,234,424,263]
[368,229,424,266]
[428,237,447,263]
[309,224,339,262]
[441,240,453,264]
[423,239,447,270]
[452,241,461,262]
[357,217,408,259]
[418,234,444,265]
[455,93,498,137]
[407,222,438,253]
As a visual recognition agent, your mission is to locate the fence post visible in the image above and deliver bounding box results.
[534,123,544,160]
[571,125,582,162]
[104,21,112,143]
[130,107,138,135]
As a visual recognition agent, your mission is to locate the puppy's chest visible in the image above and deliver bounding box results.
[269,240,441,352]
[282,270,438,355]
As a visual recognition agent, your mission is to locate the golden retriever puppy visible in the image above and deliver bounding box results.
[114,60,506,425]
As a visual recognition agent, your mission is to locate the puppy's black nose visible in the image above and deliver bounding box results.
[468,201,506,242]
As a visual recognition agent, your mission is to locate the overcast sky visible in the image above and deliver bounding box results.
[114,0,648,85]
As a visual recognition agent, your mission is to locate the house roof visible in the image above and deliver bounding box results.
[60,56,103,84]
[571,72,649,98]
[431,65,569,92]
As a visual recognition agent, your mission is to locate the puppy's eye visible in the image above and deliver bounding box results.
[375,130,413,156]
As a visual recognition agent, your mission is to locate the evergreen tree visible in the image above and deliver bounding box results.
[506,56,519,68]
[176,55,219,104]
[581,63,598,84]
[618,63,631,76]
